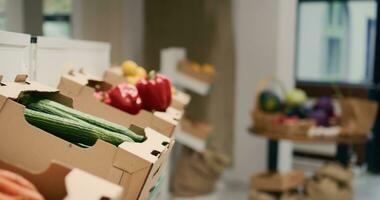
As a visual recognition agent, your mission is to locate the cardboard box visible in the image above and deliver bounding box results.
[251,171,305,192]
[171,90,191,111]
[0,159,124,200]
[0,75,173,200]
[104,67,130,86]
[59,70,180,137]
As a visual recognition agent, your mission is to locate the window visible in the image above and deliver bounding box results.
[296,0,377,84]
[43,0,72,38]
[0,0,6,30]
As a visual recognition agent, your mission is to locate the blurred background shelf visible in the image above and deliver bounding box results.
[175,72,211,96]
[175,128,207,152]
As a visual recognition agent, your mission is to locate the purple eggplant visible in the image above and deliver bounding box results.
[308,110,329,126]
[313,97,334,117]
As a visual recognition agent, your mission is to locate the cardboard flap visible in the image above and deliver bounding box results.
[154,111,178,125]
[78,68,104,81]
[165,107,184,121]
[0,159,123,200]
[109,67,123,75]
[65,169,123,200]
[104,67,126,86]
[14,74,28,83]
[61,71,112,92]
[0,159,70,200]
[113,127,171,173]
[173,90,191,105]
[171,90,191,111]
[0,75,58,99]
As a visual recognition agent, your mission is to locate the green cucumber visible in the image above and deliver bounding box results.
[24,109,133,146]
[28,99,145,142]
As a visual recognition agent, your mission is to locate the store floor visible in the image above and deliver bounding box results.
[176,173,380,200]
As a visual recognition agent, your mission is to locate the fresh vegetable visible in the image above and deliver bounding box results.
[191,62,202,73]
[202,63,216,76]
[308,110,329,126]
[25,99,144,142]
[259,90,281,112]
[285,89,307,106]
[136,71,172,111]
[122,60,147,85]
[0,170,44,200]
[313,97,334,117]
[283,116,299,125]
[284,104,310,119]
[24,109,133,146]
[272,115,299,125]
[108,83,142,115]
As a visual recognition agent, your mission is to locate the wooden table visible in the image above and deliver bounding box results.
[249,127,368,170]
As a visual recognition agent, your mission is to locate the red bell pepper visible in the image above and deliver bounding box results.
[136,71,172,112]
[107,83,142,114]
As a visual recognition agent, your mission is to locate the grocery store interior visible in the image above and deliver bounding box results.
[0,0,380,200]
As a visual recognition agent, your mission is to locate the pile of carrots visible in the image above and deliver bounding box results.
[0,170,43,200]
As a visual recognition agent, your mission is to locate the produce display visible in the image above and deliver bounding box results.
[96,61,173,113]
[188,62,215,76]
[19,95,144,146]
[258,88,336,128]
[177,59,216,83]
[0,169,43,200]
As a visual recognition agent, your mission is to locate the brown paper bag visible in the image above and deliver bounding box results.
[315,163,353,185]
[250,190,277,200]
[306,177,352,200]
[340,98,378,135]
[250,190,304,200]
[171,147,230,197]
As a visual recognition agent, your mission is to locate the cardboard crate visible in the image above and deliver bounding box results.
[58,70,180,137]
[251,171,305,192]
[0,159,124,200]
[104,67,130,86]
[0,75,173,200]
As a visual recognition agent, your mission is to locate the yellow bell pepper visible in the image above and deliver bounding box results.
[121,60,147,84]
[122,60,138,76]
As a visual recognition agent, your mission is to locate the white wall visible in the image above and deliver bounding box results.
[72,0,145,65]
[4,0,24,32]
[122,0,144,64]
[225,0,296,184]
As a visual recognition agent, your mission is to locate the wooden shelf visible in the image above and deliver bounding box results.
[175,128,207,152]
[249,127,368,144]
[175,72,211,96]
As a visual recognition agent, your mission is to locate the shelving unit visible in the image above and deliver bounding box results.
[175,71,211,96]
[175,126,207,152]
[160,47,212,96]
[249,126,368,170]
